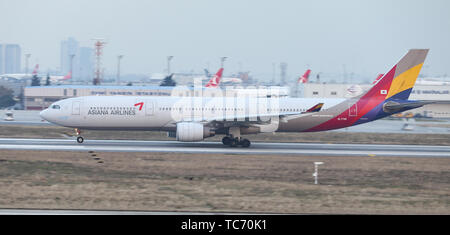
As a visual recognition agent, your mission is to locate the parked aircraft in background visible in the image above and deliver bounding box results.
[0,64,71,84]
[40,49,431,147]
[0,64,39,80]
[204,68,242,85]
[47,71,72,83]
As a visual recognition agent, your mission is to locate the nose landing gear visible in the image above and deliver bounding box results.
[75,128,84,143]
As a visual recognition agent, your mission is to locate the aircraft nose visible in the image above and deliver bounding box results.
[39,109,49,121]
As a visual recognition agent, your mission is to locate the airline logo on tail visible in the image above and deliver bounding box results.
[297,69,311,84]
[205,68,224,88]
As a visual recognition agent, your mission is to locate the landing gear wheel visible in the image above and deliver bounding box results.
[240,139,251,148]
[229,138,239,147]
[222,136,232,146]
[77,136,84,143]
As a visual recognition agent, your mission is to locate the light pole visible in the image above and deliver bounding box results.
[220,57,227,68]
[167,56,174,75]
[69,54,75,80]
[117,55,124,85]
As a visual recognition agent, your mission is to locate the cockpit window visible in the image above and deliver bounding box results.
[51,105,61,109]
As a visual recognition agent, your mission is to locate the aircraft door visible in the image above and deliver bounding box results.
[145,100,154,116]
[72,101,80,115]
[348,103,358,117]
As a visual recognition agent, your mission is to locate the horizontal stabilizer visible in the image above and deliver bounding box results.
[383,100,435,113]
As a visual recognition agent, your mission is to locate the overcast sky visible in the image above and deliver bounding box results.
[1,0,449,81]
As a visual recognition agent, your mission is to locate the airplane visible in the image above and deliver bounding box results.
[0,64,39,80]
[1,64,72,83]
[47,71,72,83]
[40,49,432,148]
[204,68,242,85]
[297,69,311,83]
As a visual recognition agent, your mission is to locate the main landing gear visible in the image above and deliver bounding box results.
[222,136,251,147]
[75,128,84,143]
[221,126,251,147]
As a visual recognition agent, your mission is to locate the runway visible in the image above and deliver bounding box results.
[0,138,449,158]
[0,209,253,215]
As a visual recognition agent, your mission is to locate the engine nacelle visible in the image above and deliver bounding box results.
[176,122,214,142]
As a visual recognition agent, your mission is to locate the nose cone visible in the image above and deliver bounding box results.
[39,109,49,121]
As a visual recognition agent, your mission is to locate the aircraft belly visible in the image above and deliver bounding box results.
[277,98,356,132]
[278,115,332,132]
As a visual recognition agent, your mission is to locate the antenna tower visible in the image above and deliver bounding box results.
[92,38,107,85]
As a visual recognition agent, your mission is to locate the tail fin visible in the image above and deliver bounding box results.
[363,49,429,101]
[297,69,311,83]
[305,49,429,132]
[32,64,39,75]
[205,68,224,88]
[63,71,72,80]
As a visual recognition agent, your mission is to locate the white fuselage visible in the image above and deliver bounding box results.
[40,96,344,132]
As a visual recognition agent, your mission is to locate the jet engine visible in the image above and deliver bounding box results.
[176,122,214,142]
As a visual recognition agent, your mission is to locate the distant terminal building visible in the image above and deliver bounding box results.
[24,85,289,110]
[301,83,450,118]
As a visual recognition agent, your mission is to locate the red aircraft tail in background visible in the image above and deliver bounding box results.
[62,71,72,80]
[297,69,311,83]
[32,64,39,75]
[205,68,224,88]
[372,73,384,84]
